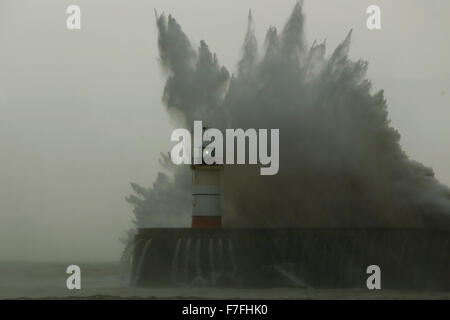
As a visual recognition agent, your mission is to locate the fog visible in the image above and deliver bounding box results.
[0,0,449,261]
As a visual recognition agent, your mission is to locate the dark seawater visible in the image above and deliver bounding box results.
[0,261,448,299]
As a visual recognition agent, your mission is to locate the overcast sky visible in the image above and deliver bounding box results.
[0,0,449,261]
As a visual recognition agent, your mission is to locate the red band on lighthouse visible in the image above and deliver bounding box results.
[191,216,222,228]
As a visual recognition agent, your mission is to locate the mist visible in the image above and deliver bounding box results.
[127,2,450,231]
[1,0,450,262]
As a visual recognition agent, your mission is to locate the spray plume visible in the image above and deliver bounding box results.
[126,2,450,230]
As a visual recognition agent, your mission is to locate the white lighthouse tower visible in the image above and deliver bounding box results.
[191,127,223,228]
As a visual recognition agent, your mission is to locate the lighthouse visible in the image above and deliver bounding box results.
[191,126,223,228]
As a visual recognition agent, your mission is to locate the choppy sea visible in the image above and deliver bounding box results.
[0,261,448,300]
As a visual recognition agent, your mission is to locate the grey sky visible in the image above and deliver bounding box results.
[0,0,449,261]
